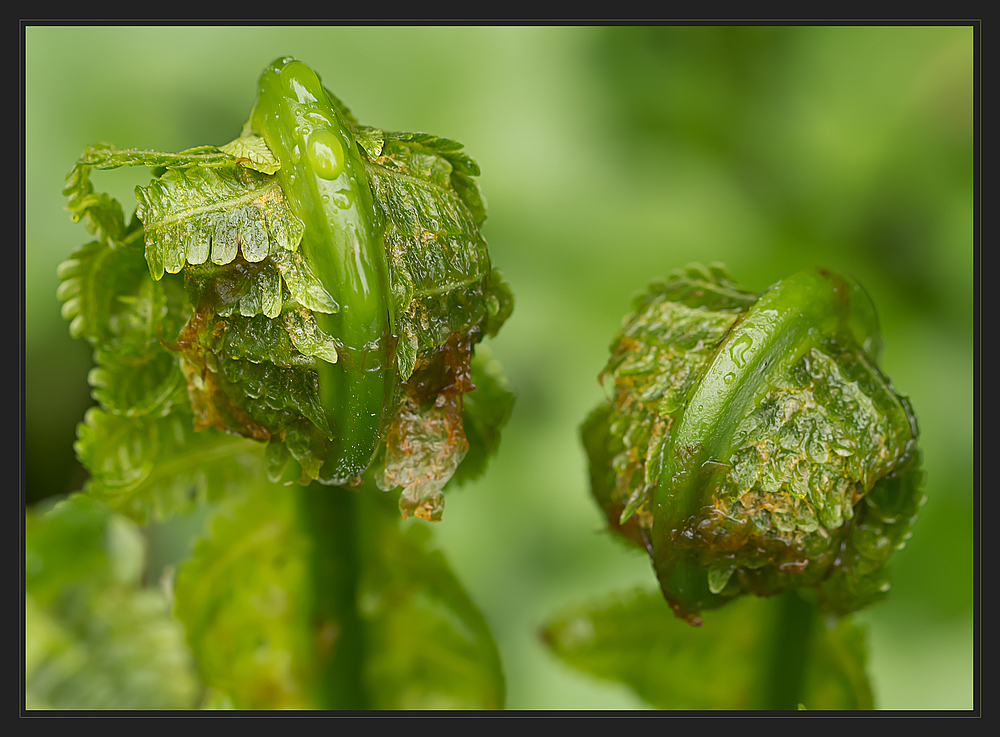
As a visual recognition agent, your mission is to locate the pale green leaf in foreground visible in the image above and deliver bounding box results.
[173,481,314,709]
[25,495,200,710]
[173,483,504,710]
[359,495,505,709]
[542,588,873,710]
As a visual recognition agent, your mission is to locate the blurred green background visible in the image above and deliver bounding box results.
[24,25,974,710]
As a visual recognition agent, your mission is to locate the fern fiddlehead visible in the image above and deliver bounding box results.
[583,263,923,624]
[60,56,514,521]
[51,56,514,710]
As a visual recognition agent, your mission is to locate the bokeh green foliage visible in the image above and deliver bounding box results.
[25,495,200,709]
[543,589,873,710]
[24,25,973,709]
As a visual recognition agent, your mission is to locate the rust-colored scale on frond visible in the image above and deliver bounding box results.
[379,329,480,521]
[171,303,274,441]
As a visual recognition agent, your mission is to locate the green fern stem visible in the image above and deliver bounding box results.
[762,592,817,710]
[297,484,369,709]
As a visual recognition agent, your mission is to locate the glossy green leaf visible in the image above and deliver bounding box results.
[282,307,340,364]
[136,166,305,278]
[70,142,239,172]
[366,141,491,343]
[219,134,281,175]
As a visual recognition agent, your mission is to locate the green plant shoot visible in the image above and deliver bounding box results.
[544,263,923,710]
[33,56,514,710]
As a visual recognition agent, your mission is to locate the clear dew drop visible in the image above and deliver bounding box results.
[729,334,753,368]
[306,129,345,180]
[332,190,351,209]
[707,563,736,594]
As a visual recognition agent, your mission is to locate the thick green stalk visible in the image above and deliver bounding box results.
[250,57,394,484]
[298,484,369,709]
[762,592,816,710]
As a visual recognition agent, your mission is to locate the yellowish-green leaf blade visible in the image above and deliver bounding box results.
[173,483,315,710]
[219,134,281,175]
[282,307,340,364]
[172,485,505,710]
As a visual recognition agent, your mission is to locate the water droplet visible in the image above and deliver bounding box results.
[306,129,345,180]
[281,60,324,104]
[807,436,829,464]
[707,564,736,595]
[729,334,753,368]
